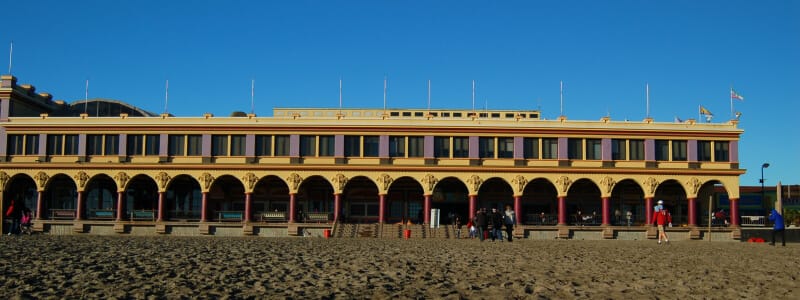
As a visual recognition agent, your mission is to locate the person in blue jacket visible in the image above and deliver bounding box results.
[768,209,785,246]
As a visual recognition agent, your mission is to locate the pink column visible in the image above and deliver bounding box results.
[116,191,124,221]
[423,194,431,224]
[334,193,341,222]
[687,197,696,226]
[558,196,566,225]
[378,194,386,223]
[469,195,476,220]
[289,193,296,223]
[35,191,43,220]
[645,197,653,225]
[244,193,252,222]
[200,192,208,222]
[601,197,610,225]
[157,192,165,221]
[730,197,740,226]
[513,196,521,225]
[75,191,84,221]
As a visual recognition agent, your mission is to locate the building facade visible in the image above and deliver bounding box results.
[1,75,746,239]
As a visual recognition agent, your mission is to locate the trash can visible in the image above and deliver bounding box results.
[323,229,331,238]
[403,229,411,239]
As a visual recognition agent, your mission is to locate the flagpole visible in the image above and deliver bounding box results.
[729,86,734,119]
[383,75,387,113]
[427,79,431,113]
[250,79,255,115]
[7,41,12,74]
[560,81,563,117]
[84,79,89,115]
[646,82,650,118]
[471,80,475,113]
[339,77,342,114]
[164,79,169,115]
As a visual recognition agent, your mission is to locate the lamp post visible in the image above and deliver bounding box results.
[760,163,770,204]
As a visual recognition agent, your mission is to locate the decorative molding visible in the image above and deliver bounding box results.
[33,171,50,191]
[555,176,572,193]
[511,175,527,194]
[242,172,258,191]
[0,171,10,192]
[331,173,348,191]
[198,172,214,191]
[74,171,90,189]
[376,173,393,192]
[114,172,130,191]
[599,176,616,194]
[687,177,702,196]
[643,177,659,195]
[286,173,303,191]
[421,174,438,192]
[155,172,171,190]
[466,175,483,193]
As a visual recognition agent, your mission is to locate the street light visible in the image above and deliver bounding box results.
[761,163,770,204]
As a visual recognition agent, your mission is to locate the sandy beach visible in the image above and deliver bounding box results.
[0,235,797,299]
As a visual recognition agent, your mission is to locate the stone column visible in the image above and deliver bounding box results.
[289,193,296,223]
[334,193,341,222]
[601,197,610,225]
[244,192,252,222]
[469,195,476,220]
[645,197,653,225]
[157,192,165,222]
[75,191,84,221]
[424,194,431,224]
[687,197,696,226]
[558,196,566,225]
[514,196,521,225]
[116,191,124,221]
[378,194,386,224]
[200,192,208,222]
[35,191,43,220]
[730,198,740,227]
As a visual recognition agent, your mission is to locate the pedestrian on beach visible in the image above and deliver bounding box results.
[454,215,462,239]
[626,210,633,227]
[474,210,487,242]
[20,207,33,235]
[504,205,515,242]
[652,200,672,245]
[466,218,475,239]
[576,209,583,226]
[5,199,21,235]
[768,209,785,246]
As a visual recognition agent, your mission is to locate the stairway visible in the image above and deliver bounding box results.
[381,223,402,238]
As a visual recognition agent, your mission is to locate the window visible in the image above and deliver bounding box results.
[629,139,644,160]
[671,140,687,161]
[714,141,729,162]
[434,137,450,158]
[479,137,495,158]
[300,135,316,157]
[568,138,583,160]
[389,136,405,157]
[46,135,62,155]
[7,134,24,155]
[523,138,538,159]
[498,137,513,158]
[187,135,202,156]
[87,135,104,156]
[408,136,424,157]
[363,136,379,157]
[319,135,334,157]
[25,134,39,155]
[211,135,228,156]
[274,135,290,156]
[144,135,159,156]
[168,135,185,156]
[542,138,558,159]
[611,139,626,160]
[697,141,712,162]
[585,139,601,160]
[453,137,469,158]
[126,135,143,156]
[230,135,246,156]
[344,136,360,157]
[255,135,272,156]
[655,140,669,161]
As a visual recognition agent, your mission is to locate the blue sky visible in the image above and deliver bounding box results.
[4,0,799,185]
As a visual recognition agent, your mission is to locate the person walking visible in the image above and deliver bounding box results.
[454,215,463,239]
[490,208,504,242]
[5,199,21,235]
[504,205,515,242]
[652,200,672,245]
[474,210,487,242]
[769,208,785,246]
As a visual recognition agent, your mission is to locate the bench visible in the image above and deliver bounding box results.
[306,212,331,223]
[217,211,243,222]
[260,211,286,222]
[50,209,77,220]
[131,210,156,221]
[90,210,116,220]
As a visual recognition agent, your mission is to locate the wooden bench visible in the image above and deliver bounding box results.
[50,209,77,220]
[306,212,331,223]
[131,210,156,221]
[217,211,243,222]
[260,211,286,222]
[90,210,116,220]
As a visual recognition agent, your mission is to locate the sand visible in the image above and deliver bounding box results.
[0,235,798,299]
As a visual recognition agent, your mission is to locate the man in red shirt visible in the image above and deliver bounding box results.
[652,200,672,245]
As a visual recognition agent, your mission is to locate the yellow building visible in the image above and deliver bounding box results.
[0,75,745,239]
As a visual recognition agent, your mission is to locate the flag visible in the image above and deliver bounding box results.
[674,116,683,123]
[699,105,712,115]
[730,89,744,101]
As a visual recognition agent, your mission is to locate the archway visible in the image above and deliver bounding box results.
[432,177,468,225]
[386,176,424,224]
[125,174,159,218]
[476,177,512,213]
[44,174,78,219]
[165,174,201,221]
[521,178,558,225]
[254,175,291,220]
[208,175,245,221]
[84,174,117,220]
[341,176,378,223]
[654,180,687,225]
[295,175,332,222]
[698,180,729,226]
[610,179,645,226]
[566,179,601,225]
[3,174,37,230]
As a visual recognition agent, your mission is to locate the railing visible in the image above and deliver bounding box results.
[130,210,156,221]
[305,212,331,223]
[217,211,243,222]
[260,211,286,222]
[524,214,558,225]
[50,209,77,220]
[740,215,766,227]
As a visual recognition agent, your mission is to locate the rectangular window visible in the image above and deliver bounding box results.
[568,138,583,160]
[87,135,103,156]
[7,134,24,155]
[344,136,360,157]
[523,138,538,159]
[168,135,185,156]
[319,135,334,157]
[144,134,159,156]
[697,141,712,161]
[655,140,669,161]
[453,137,469,158]
[611,139,626,160]
[47,135,63,155]
[497,137,514,158]
[585,139,601,160]
[127,135,143,156]
[408,136,424,158]
[300,135,316,157]
[25,134,39,155]
[542,138,558,159]
[389,136,405,157]
[629,139,644,160]
[187,135,202,156]
[211,135,228,156]
[479,137,495,158]
[230,135,246,156]
[671,140,687,161]
[255,135,272,156]
[103,135,118,155]
[434,137,450,158]
[714,141,729,162]
[274,135,290,156]
[363,136,379,157]
[63,135,79,155]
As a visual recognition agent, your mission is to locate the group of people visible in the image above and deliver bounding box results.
[5,199,33,236]
[459,206,516,242]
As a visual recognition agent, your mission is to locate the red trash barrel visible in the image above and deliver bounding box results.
[323,229,331,238]
[403,229,411,239]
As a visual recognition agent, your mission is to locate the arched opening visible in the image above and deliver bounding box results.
[208,175,245,221]
[432,177,468,225]
[386,176,424,224]
[125,175,159,219]
[476,177,512,212]
[610,179,645,226]
[698,180,730,226]
[84,174,117,220]
[3,174,37,232]
[521,178,558,225]
[44,174,78,220]
[566,179,601,225]
[654,180,688,226]
[341,176,378,223]
[254,175,291,221]
[165,175,202,221]
[296,175,333,222]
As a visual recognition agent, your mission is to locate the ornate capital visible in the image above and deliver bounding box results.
[0,171,10,191]
[687,177,702,196]
[421,174,438,192]
[74,171,90,189]
[114,172,130,191]
[376,173,393,192]
[286,173,303,191]
[155,172,171,190]
[466,175,483,193]
[34,171,49,190]
[555,176,572,193]
[599,176,616,195]
[643,177,659,195]
[331,173,348,191]
[198,172,214,191]
[511,175,527,194]
[242,172,258,191]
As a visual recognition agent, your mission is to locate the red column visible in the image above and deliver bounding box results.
[469,195,476,220]
[334,193,341,222]
[35,191,43,220]
[423,194,431,224]
[116,191,124,221]
[645,197,653,225]
[157,192,164,221]
[200,192,208,222]
[687,197,696,226]
[601,197,610,225]
[730,197,740,226]
[289,193,296,223]
[557,196,566,225]
[75,191,84,221]
[514,195,521,225]
[378,194,386,224]
[244,193,252,222]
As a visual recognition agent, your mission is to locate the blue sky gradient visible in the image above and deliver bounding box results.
[4,0,799,185]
